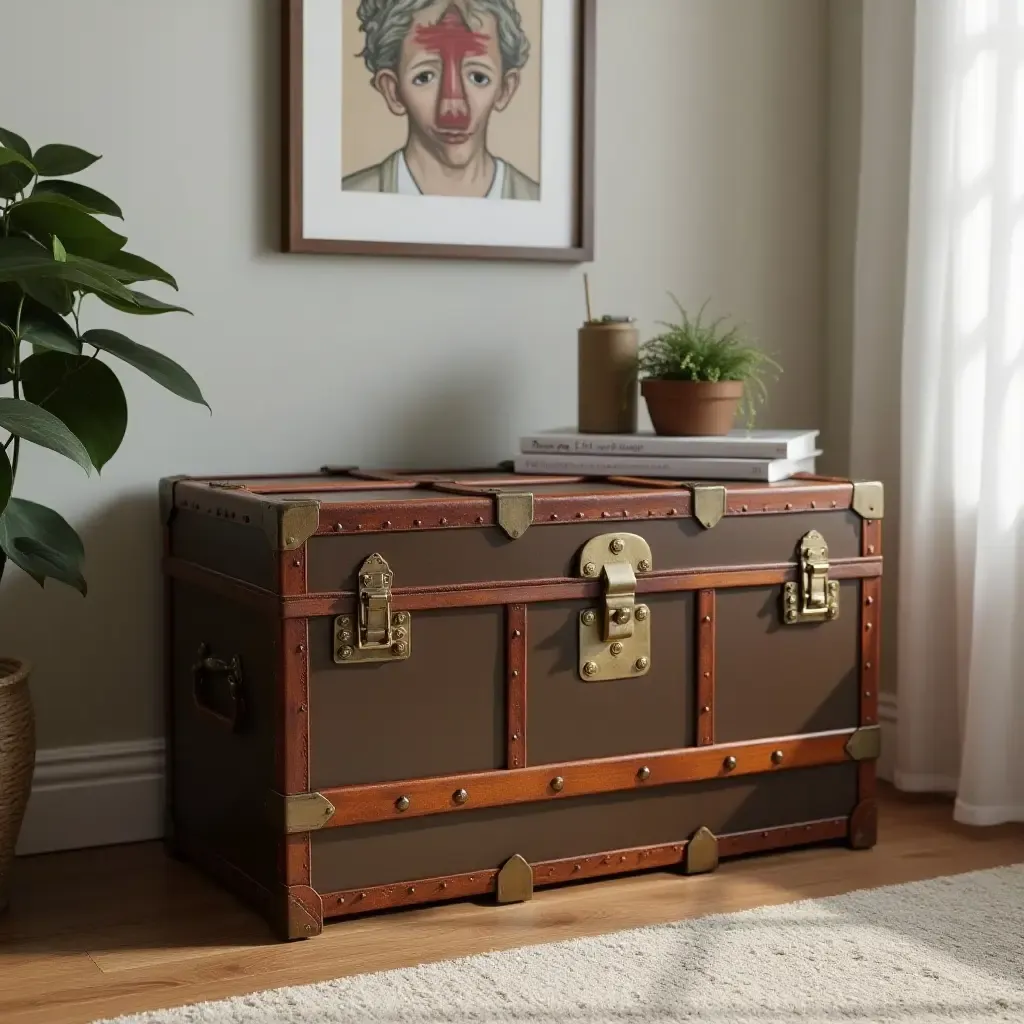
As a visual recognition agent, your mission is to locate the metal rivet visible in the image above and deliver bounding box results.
[334,523,344,532]
[392,641,408,655]
[395,796,410,812]
[832,501,838,508]
[512,733,519,741]
[576,512,585,519]
[551,776,565,792]
[393,627,407,640]
[601,511,610,518]
[867,545,875,554]
[723,755,737,771]
[551,513,559,520]
[865,691,872,698]
[785,503,793,510]
[395,612,408,624]
[703,671,710,679]
[701,705,711,714]
[339,646,353,659]
[583,561,597,576]
[865,596,874,606]
[440,882,447,890]
[583,661,598,676]
[292,559,301,568]
[610,538,625,554]
[810,501,817,509]
[413,519,422,527]
[581,609,597,626]
[865,661,872,670]
[298,703,307,712]
[614,608,631,625]
[439,517,448,525]
[383,520,392,528]
[637,558,651,573]
[296,644,305,653]
[703,615,712,624]
[610,641,624,655]
[635,606,649,621]
[634,656,649,671]
[741,505,748,512]
[637,766,651,781]
[408,886,416,894]
[865,623,873,631]
[511,669,519,678]
[512,629,522,638]
[453,788,468,805]
[668,508,677,515]
[771,750,784,765]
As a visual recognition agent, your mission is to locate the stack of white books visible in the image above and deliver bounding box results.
[514,428,822,483]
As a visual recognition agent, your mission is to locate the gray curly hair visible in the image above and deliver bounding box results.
[355,0,530,76]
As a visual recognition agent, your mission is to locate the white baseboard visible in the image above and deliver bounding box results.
[15,739,165,856]
[15,699,900,856]
[878,692,897,783]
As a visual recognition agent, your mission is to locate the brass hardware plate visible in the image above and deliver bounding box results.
[268,791,337,834]
[845,725,882,762]
[496,853,534,904]
[690,484,726,529]
[333,553,411,664]
[494,491,534,540]
[782,529,840,624]
[577,533,652,682]
[684,826,719,875]
[271,501,321,551]
[851,480,884,520]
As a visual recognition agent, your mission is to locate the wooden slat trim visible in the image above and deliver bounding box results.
[319,816,851,920]
[696,590,715,746]
[310,484,856,535]
[302,730,861,831]
[506,605,527,769]
[280,618,311,886]
[278,558,883,618]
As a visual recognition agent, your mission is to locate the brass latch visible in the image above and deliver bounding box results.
[783,529,839,624]
[577,533,652,681]
[333,553,412,663]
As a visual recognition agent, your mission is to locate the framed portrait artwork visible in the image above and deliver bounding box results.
[282,0,595,261]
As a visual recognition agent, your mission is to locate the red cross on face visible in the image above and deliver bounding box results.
[413,5,491,130]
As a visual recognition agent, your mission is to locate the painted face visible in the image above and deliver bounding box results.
[375,1,520,168]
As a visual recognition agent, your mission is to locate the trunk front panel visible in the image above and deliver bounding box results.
[309,763,858,893]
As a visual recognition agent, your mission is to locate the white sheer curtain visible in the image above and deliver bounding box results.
[896,0,1024,824]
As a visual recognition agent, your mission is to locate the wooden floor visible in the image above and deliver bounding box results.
[0,786,1021,1024]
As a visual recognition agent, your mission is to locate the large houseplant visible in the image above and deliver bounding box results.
[0,125,206,908]
[637,297,781,436]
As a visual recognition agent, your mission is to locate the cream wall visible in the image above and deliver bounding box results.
[0,0,829,752]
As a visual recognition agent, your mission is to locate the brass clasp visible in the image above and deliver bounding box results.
[333,553,412,664]
[783,530,839,624]
[577,534,652,681]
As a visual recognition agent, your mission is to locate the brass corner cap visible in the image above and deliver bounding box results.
[684,825,719,875]
[262,500,321,551]
[268,791,336,834]
[845,725,882,762]
[852,481,884,520]
[689,484,727,530]
[496,491,534,540]
[496,853,534,903]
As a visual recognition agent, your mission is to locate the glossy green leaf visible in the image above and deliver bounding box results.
[0,447,11,518]
[84,329,208,408]
[0,334,13,386]
[32,144,99,177]
[0,148,34,171]
[0,127,32,161]
[22,353,127,472]
[92,288,190,316]
[8,197,127,260]
[32,180,123,219]
[22,277,74,315]
[0,240,139,307]
[0,398,92,473]
[101,251,178,290]
[0,163,34,200]
[52,236,67,262]
[0,498,86,594]
[19,300,80,354]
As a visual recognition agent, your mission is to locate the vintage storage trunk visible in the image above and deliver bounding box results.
[161,467,884,940]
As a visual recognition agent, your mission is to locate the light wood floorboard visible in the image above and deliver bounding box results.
[0,785,1021,1024]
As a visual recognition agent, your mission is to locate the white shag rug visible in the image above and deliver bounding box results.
[100,864,1024,1024]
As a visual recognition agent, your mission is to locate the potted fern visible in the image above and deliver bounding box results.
[637,297,781,436]
[0,125,206,908]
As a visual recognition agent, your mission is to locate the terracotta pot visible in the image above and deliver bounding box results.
[640,379,744,436]
[0,658,34,913]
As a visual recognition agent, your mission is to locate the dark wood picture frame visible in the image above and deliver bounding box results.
[281,0,595,262]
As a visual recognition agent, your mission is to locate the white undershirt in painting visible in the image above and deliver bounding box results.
[397,150,506,199]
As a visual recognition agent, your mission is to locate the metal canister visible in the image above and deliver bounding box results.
[577,316,639,434]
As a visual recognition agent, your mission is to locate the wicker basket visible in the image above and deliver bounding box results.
[0,658,34,912]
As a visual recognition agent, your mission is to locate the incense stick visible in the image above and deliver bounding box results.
[583,272,593,322]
